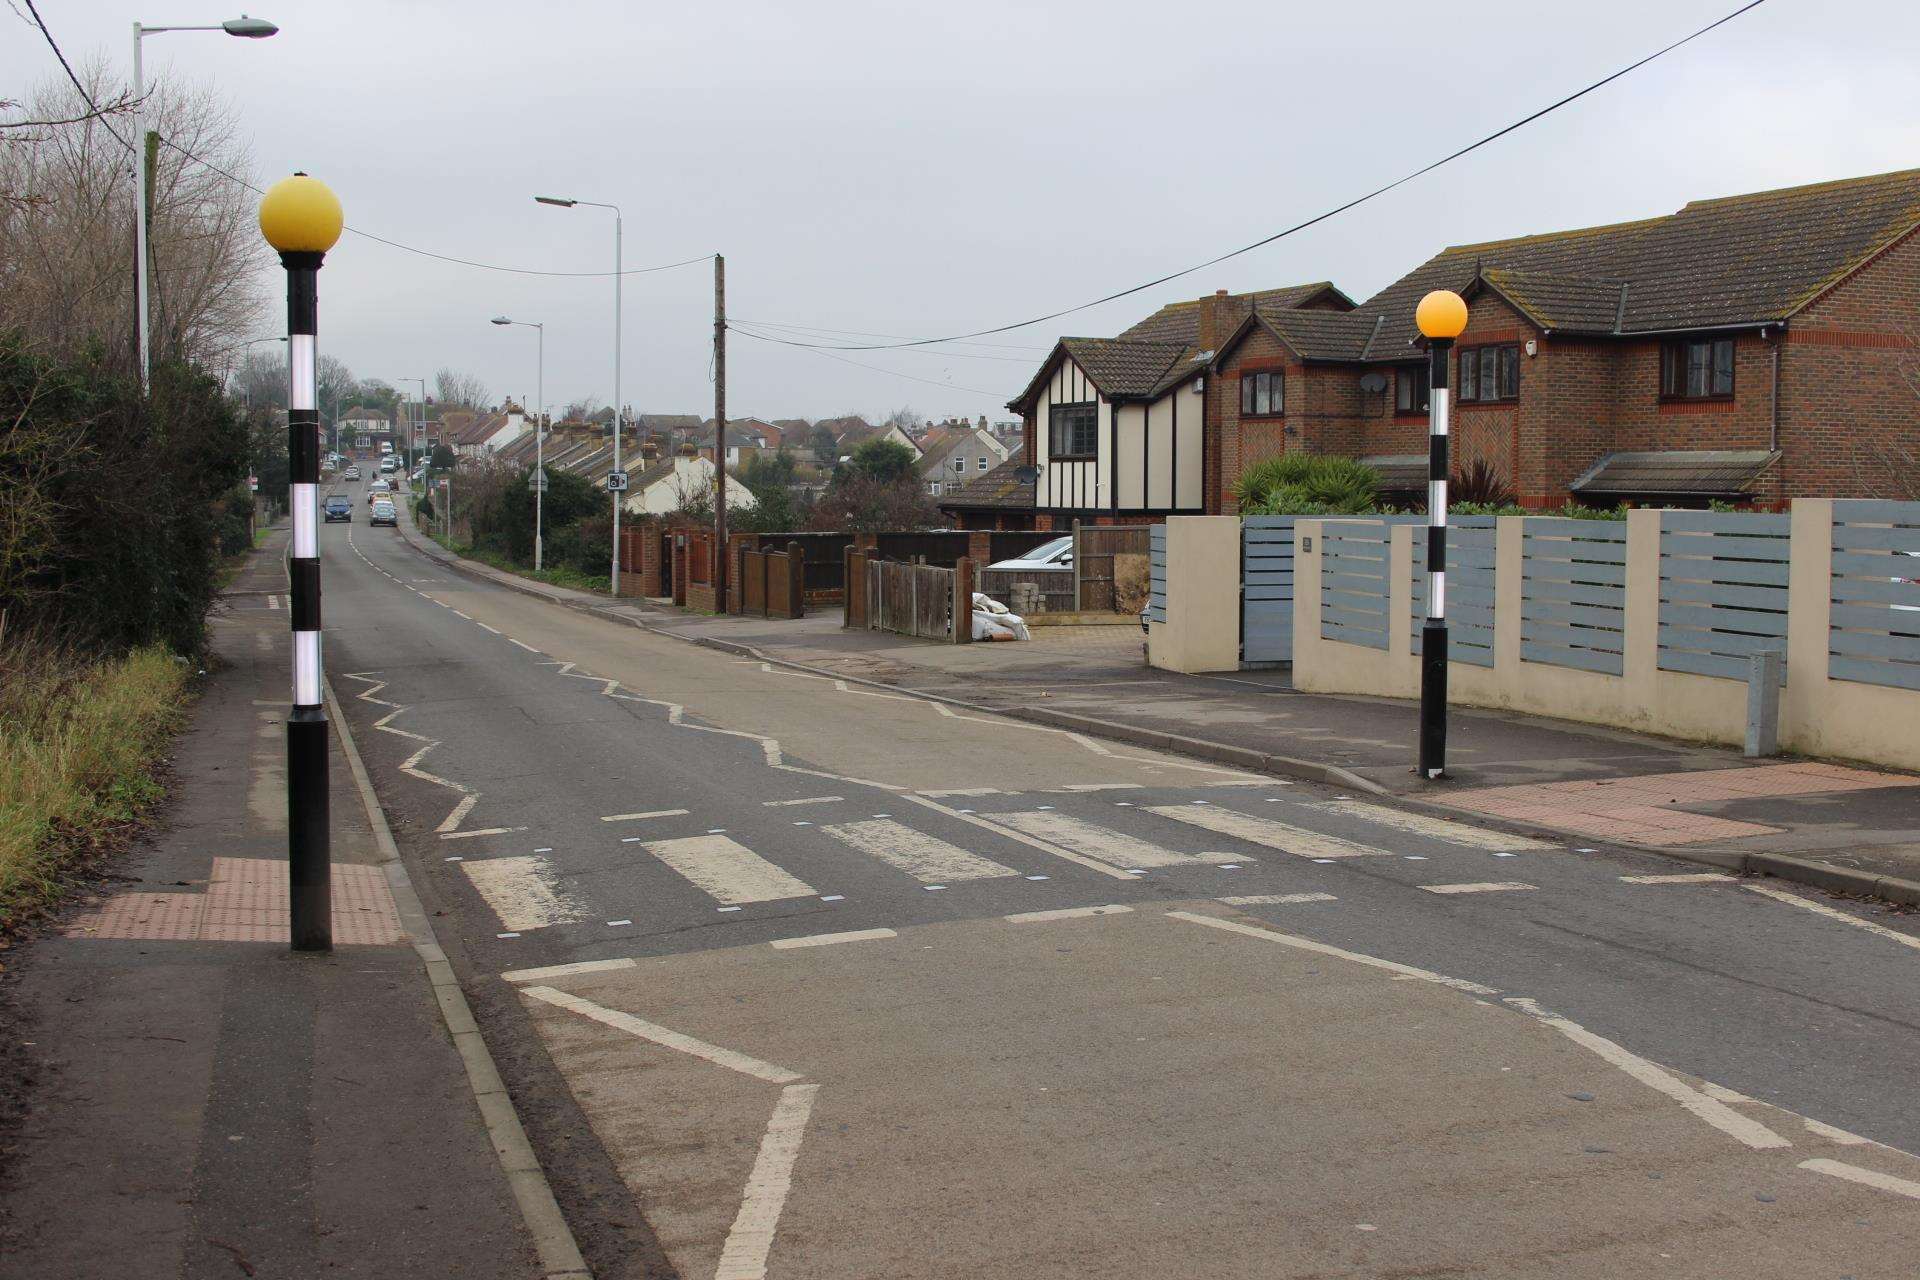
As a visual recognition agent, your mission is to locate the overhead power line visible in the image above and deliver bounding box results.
[19,0,711,280]
[741,0,1770,352]
[731,324,1009,399]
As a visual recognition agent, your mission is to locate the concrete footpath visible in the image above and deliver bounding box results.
[394,506,1920,907]
[0,530,570,1278]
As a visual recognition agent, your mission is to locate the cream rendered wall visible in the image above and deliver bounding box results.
[1146,516,1242,673]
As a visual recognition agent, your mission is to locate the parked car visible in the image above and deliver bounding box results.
[369,500,398,527]
[323,496,353,523]
[986,535,1073,573]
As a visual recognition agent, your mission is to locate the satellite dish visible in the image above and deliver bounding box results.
[1358,372,1388,393]
[1012,465,1041,484]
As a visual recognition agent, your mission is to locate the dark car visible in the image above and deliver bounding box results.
[323,496,353,523]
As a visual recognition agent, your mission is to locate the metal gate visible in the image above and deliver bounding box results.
[1241,517,1296,663]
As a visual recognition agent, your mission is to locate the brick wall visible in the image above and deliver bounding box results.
[1212,327,1301,514]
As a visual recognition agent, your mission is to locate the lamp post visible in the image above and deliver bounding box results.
[535,194,623,594]
[491,317,545,571]
[401,376,428,467]
[1414,289,1468,780]
[132,14,277,390]
[258,171,342,951]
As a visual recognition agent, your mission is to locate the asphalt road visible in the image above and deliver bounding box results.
[320,475,1920,1278]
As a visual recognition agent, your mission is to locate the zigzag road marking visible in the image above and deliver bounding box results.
[342,672,484,835]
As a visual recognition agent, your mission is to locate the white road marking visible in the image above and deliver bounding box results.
[643,834,816,905]
[769,927,897,950]
[520,986,801,1084]
[476,622,501,634]
[1147,806,1389,859]
[715,1083,821,1280]
[1220,893,1338,906]
[1798,1158,1920,1201]
[900,795,1136,882]
[1620,873,1735,885]
[818,819,1016,883]
[344,672,486,838]
[997,810,1240,868]
[461,856,586,932]
[763,796,844,807]
[1169,910,1501,996]
[1054,783,1141,792]
[1420,881,1536,895]
[1803,1118,1875,1146]
[1746,884,1920,952]
[918,787,1002,798]
[601,808,691,822]
[438,826,528,841]
[502,958,639,983]
[508,638,540,652]
[1004,904,1133,924]
[607,919,632,927]
[452,610,472,620]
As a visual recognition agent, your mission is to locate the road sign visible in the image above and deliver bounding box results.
[528,472,548,492]
[606,470,629,492]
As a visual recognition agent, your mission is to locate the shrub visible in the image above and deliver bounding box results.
[1451,457,1514,507]
[1235,453,1380,515]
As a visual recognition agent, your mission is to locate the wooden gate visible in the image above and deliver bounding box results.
[1073,524,1152,611]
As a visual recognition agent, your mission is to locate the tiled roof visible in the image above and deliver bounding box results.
[1116,282,1352,344]
[1059,338,1189,399]
[937,461,1034,510]
[1253,307,1388,362]
[1359,454,1429,491]
[1570,449,1779,498]
[1361,168,1920,354]
[454,413,509,447]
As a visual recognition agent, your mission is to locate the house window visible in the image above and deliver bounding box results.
[1048,402,1098,459]
[953,457,967,473]
[1396,363,1430,414]
[1239,370,1284,417]
[928,480,942,495]
[1660,338,1735,399]
[977,456,989,470]
[1458,344,1519,403]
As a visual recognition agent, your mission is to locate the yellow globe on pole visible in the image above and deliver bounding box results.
[1415,289,1468,340]
[258,172,343,255]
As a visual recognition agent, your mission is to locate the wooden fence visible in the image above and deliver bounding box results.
[859,556,974,643]
[977,567,1073,613]
[737,542,805,619]
[1073,524,1152,611]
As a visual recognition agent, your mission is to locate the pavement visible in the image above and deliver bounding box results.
[397,508,1920,900]
[0,525,564,1278]
[325,483,1920,1277]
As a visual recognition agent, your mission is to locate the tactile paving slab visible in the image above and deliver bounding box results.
[65,857,404,945]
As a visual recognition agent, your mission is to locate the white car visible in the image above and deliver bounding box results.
[985,535,1073,573]
[1896,549,1920,613]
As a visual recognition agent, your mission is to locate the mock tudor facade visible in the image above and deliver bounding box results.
[997,168,1920,523]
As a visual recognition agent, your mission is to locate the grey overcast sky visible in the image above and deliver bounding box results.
[9,0,1918,423]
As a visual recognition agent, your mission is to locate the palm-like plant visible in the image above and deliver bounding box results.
[1234,453,1380,515]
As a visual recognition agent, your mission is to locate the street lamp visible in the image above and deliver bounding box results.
[535,194,624,594]
[399,376,428,466]
[1414,288,1468,780]
[491,317,546,571]
[258,170,341,952]
[132,14,278,390]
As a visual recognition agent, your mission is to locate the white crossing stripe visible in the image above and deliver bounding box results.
[1620,872,1735,884]
[1004,904,1133,924]
[1220,893,1338,906]
[461,856,587,931]
[763,796,844,807]
[601,808,691,823]
[1798,1158,1920,1201]
[643,833,816,905]
[818,819,1016,883]
[1146,806,1388,859]
[1307,799,1553,851]
[769,927,897,950]
[1420,881,1536,895]
[997,811,1240,869]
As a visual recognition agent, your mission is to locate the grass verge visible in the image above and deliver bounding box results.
[419,520,613,595]
[0,639,190,929]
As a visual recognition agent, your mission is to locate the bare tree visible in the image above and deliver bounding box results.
[883,405,919,431]
[435,367,489,411]
[232,347,286,410]
[0,61,267,373]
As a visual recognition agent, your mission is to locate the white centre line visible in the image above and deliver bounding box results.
[1004,904,1133,924]
[769,927,897,950]
[1420,881,1536,895]
[1798,1158,1920,1201]
[601,808,692,823]
[1620,872,1736,885]
[1747,884,1920,952]
[476,623,501,635]
[508,638,540,652]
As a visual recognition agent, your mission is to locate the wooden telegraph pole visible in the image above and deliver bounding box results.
[713,254,727,602]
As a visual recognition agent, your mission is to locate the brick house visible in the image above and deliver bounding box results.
[1007,168,1920,517]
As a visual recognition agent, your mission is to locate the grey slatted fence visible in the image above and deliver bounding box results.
[1242,517,1294,663]
[1521,518,1628,675]
[1657,511,1790,681]
[1828,500,1920,692]
[1410,516,1497,667]
[1148,524,1167,624]
[1320,521,1392,650]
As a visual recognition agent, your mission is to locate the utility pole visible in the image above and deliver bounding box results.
[713,254,727,603]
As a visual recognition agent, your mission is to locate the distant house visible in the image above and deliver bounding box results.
[936,459,1039,531]
[451,403,530,458]
[625,445,759,517]
[916,423,1011,496]
[832,419,918,460]
[337,405,395,453]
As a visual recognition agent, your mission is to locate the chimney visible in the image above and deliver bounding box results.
[641,438,660,463]
[677,441,699,458]
[1197,288,1230,351]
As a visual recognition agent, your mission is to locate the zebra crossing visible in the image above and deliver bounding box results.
[443,789,1745,942]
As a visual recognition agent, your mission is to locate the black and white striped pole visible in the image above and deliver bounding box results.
[259,173,344,952]
[1415,289,1468,780]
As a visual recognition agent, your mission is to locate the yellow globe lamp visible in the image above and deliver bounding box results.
[1415,289,1468,341]
[258,172,343,256]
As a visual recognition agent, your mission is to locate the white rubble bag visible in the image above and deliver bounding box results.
[970,591,1030,642]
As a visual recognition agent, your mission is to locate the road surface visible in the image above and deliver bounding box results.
[307,475,1920,1278]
